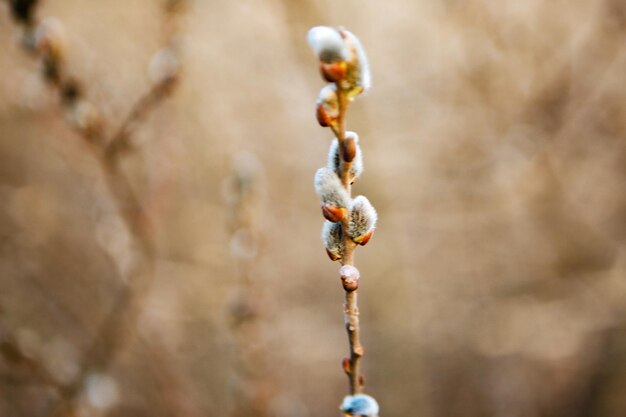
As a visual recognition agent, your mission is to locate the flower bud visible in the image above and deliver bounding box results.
[327,132,363,184]
[340,394,379,417]
[322,221,343,262]
[307,26,349,64]
[316,84,339,128]
[314,167,350,209]
[347,196,377,244]
[316,105,332,128]
[338,30,371,98]
[339,265,360,292]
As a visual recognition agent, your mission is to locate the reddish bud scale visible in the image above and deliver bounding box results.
[320,61,347,83]
[316,103,330,127]
[326,248,341,262]
[342,357,351,374]
[342,136,356,163]
[353,229,374,246]
[322,205,346,223]
[342,277,358,292]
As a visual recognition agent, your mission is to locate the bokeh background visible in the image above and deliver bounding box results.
[1,0,626,416]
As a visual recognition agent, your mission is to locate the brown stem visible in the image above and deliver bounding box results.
[331,90,352,191]
[333,87,364,395]
[340,230,363,394]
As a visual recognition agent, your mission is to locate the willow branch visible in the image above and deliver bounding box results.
[309,27,375,404]
[333,88,364,395]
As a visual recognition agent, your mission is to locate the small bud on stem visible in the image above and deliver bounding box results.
[342,357,351,374]
[339,265,360,292]
[316,84,339,129]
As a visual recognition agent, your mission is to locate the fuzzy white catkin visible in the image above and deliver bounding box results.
[341,30,371,95]
[340,394,379,417]
[314,167,351,208]
[327,131,363,181]
[322,221,343,258]
[347,195,377,239]
[307,26,349,63]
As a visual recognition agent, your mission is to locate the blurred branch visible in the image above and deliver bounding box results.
[0,323,56,387]
[2,0,188,415]
[140,338,206,417]
[106,76,178,160]
[223,152,275,417]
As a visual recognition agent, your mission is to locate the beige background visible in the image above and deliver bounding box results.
[1,0,625,416]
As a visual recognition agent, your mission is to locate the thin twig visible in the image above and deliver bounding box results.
[333,88,364,395]
[106,77,177,159]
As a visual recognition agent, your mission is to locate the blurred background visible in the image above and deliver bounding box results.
[1,0,626,416]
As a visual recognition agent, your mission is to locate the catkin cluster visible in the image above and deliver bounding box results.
[308,26,379,417]
[308,26,378,269]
